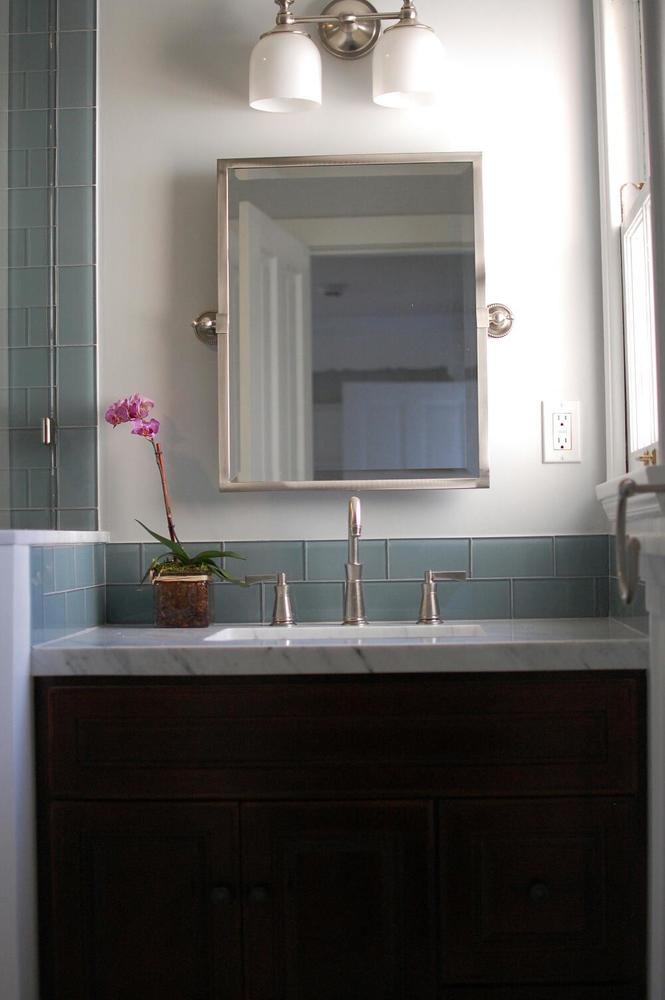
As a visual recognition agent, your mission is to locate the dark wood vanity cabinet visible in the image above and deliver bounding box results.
[35,672,646,1000]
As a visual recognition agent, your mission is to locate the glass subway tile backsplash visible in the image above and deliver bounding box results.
[28,535,647,641]
[99,534,633,628]
[1,0,98,530]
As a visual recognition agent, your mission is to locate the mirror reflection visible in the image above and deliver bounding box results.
[220,157,488,490]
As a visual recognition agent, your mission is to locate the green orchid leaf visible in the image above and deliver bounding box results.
[191,549,246,563]
[135,520,190,563]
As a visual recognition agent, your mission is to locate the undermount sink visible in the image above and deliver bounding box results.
[205,622,484,644]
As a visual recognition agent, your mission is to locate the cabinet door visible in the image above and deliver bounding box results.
[44,802,241,1000]
[439,798,644,987]
[242,801,435,1000]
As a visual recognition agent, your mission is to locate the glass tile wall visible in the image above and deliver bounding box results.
[0,0,97,529]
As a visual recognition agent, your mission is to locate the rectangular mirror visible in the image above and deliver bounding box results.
[217,154,489,491]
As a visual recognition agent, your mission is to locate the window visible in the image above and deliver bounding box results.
[621,183,658,464]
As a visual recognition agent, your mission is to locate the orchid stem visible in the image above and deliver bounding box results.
[152,441,179,543]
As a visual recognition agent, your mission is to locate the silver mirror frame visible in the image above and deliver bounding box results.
[217,152,490,492]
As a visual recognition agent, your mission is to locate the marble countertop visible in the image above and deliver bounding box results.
[32,619,649,676]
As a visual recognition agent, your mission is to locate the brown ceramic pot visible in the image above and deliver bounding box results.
[152,574,211,628]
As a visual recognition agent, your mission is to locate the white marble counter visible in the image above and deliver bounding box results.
[32,618,649,676]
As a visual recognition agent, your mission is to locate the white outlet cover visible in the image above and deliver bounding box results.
[542,400,581,463]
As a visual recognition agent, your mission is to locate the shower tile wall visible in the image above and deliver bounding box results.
[0,0,98,530]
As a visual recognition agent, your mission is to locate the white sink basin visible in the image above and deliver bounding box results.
[205,622,483,644]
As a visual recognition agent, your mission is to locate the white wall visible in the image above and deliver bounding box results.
[98,0,608,541]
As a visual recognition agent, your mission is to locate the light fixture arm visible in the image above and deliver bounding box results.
[271,0,420,59]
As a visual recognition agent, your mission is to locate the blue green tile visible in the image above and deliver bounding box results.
[225,541,304,581]
[57,427,97,507]
[365,579,512,622]
[43,591,67,640]
[54,545,76,590]
[140,541,174,577]
[84,585,105,626]
[0,471,12,509]
[387,539,470,579]
[93,543,105,585]
[11,507,51,527]
[8,188,49,229]
[7,109,52,148]
[4,227,51,267]
[28,467,51,506]
[472,537,554,578]
[10,427,51,468]
[106,584,153,625]
[8,0,51,33]
[42,545,54,591]
[555,535,609,577]
[609,542,617,576]
[57,107,94,185]
[0,308,29,346]
[65,588,86,631]
[106,543,142,584]
[8,34,51,73]
[2,387,28,424]
[74,543,94,587]
[57,32,95,107]
[595,577,610,617]
[28,307,49,345]
[436,579,511,620]
[363,581,422,622]
[6,71,53,111]
[27,387,50,425]
[57,265,95,344]
[10,469,29,507]
[57,186,94,264]
[8,267,50,308]
[212,583,261,624]
[57,508,98,529]
[59,0,97,30]
[306,539,387,581]
[6,147,53,187]
[281,582,344,623]
[57,346,95,423]
[8,347,49,387]
[513,578,596,618]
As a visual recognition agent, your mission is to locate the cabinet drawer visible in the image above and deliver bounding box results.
[35,673,644,799]
[439,797,645,986]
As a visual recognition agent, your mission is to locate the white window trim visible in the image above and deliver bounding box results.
[593,0,665,533]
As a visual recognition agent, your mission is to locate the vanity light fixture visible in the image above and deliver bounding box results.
[249,0,445,111]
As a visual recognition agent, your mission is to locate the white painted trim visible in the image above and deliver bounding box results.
[0,531,109,547]
[0,545,39,1000]
[596,464,665,531]
[593,0,631,481]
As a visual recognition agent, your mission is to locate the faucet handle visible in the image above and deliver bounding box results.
[244,572,296,626]
[418,570,466,624]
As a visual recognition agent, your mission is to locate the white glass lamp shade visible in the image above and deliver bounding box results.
[249,29,322,112]
[372,22,444,108]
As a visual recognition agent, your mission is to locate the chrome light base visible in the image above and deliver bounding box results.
[191,311,218,346]
[318,0,381,58]
[487,303,514,338]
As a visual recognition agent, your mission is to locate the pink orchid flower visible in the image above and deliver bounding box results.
[131,418,160,439]
[127,394,155,420]
[104,398,130,426]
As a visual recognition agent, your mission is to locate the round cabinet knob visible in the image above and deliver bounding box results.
[210,885,234,904]
[528,881,551,904]
[247,884,271,903]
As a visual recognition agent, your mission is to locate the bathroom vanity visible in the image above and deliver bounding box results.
[33,622,647,999]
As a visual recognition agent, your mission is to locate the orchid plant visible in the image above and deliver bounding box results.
[105,394,243,582]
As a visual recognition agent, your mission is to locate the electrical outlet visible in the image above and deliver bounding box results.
[542,401,581,463]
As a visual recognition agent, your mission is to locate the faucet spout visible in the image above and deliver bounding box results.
[348,495,361,564]
[343,496,368,625]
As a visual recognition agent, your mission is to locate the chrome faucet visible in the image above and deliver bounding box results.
[343,496,368,625]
